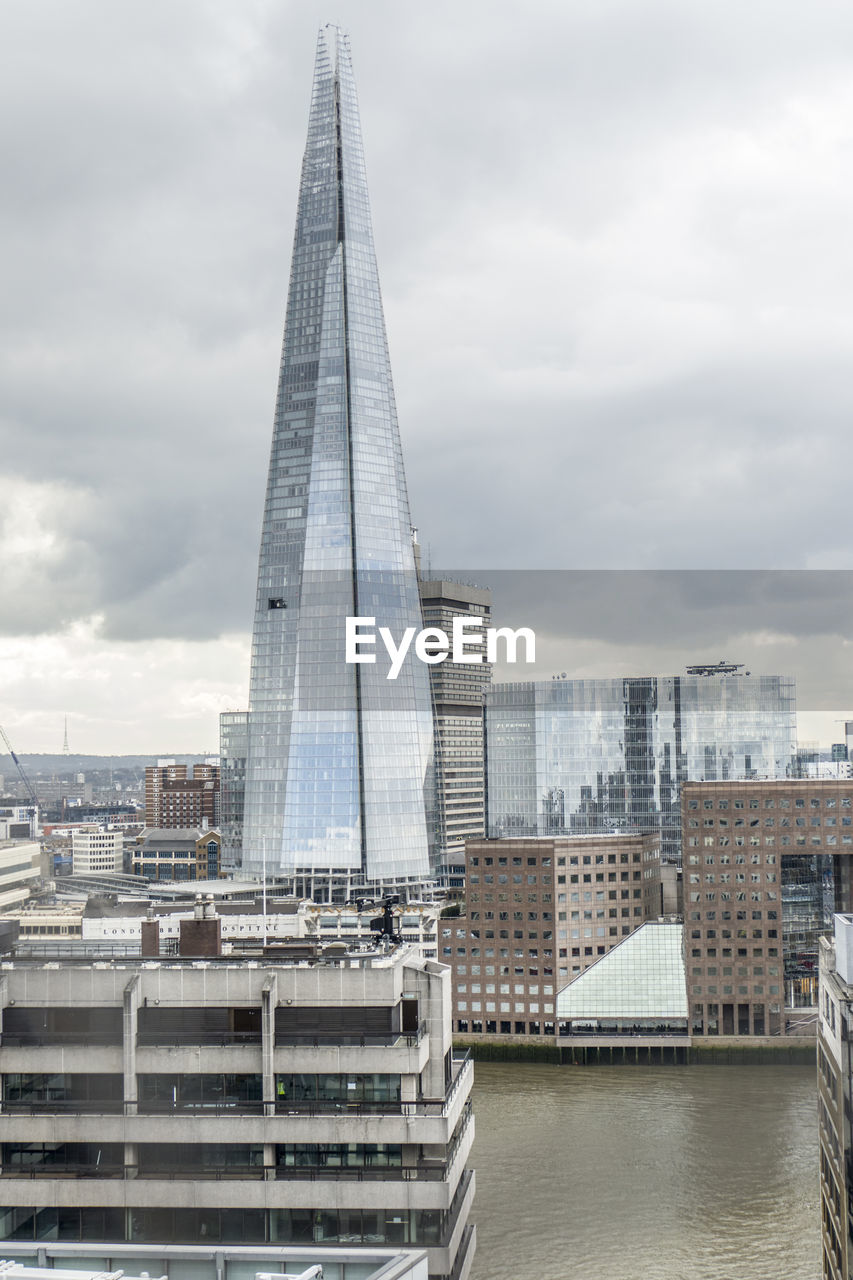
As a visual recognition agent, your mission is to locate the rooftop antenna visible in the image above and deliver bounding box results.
[62,716,70,755]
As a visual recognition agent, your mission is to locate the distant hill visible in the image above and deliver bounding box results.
[0,754,215,774]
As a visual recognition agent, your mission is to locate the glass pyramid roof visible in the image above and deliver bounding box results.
[556,922,687,1021]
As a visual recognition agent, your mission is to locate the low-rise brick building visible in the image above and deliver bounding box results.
[131,828,221,881]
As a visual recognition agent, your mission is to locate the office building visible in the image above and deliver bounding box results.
[0,926,475,1280]
[144,764,219,830]
[241,28,435,901]
[219,711,248,872]
[70,828,124,877]
[130,828,221,882]
[445,833,661,1039]
[419,579,492,893]
[0,802,37,841]
[682,778,853,1038]
[485,672,796,861]
[817,915,853,1279]
[0,841,40,912]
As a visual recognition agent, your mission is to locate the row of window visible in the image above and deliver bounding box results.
[457,1001,553,1015]
[472,851,645,864]
[691,984,780,996]
[687,835,847,847]
[689,924,778,937]
[457,1019,555,1036]
[688,796,850,810]
[2,1141,406,1172]
[692,963,779,976]
[2,1073,404,1109]
[0,1202,455,1246]
[690,816,851,828]
[458,983,554,995]
[450,931,556,946]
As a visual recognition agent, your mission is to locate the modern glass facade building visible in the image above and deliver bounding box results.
[419,578,492,894]
[485,675,797,861]
[218,710,248,872]
[242,29,434,896]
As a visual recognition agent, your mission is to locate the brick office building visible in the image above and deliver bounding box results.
[444,833,661,1039]
[683,779,853,1038]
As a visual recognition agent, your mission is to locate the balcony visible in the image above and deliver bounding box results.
[2,1100,124,1114]
[0,1057,474,1148]
[0,1164,125,1179]
[273,1021,426,1049]
[274,1159,449,1183]
[137,1100,266,1116]
[0,1032,121,1047]
[137,1031,261,1047]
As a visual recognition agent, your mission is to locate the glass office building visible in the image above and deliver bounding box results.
[242,29,434,895]
[219,710,248,872]
[485,675,797,860]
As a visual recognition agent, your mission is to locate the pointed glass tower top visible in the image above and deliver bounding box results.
[242,29,434,893]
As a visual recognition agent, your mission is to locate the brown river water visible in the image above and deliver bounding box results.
[469,1061,820,1280]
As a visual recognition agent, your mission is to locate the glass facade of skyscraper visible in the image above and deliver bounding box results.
[485,675,797,860]
[242,29,434,890]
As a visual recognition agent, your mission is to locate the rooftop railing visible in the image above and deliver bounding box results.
[136,1031,261,1047]
[273,1021,426,1049]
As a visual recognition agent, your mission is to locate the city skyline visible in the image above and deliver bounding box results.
[3,569,853,754]
[3,4,853,750]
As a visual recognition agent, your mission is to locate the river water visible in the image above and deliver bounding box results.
[469,1062,820,1280]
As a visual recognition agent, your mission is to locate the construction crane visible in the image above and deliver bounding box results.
[0,725,39,837]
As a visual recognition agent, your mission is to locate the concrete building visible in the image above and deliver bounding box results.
[0,1246,430,1280]
[144,764,219,830]
[131,829,221,882]
[70,828,124,877]
[682,778,853,1039]
[0,841,40,912]
[445,833,661,1040]
[0,802,37,841]
[418,580,492,896]
[9,906,84,942]
[817,915,853,1279]
[80,900,307,951]
[0,927,474,1280]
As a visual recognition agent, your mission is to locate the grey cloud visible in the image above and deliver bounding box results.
[425,569,853,711]
[1,1,853,643]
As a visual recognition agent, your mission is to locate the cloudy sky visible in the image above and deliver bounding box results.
[2,0,853,752]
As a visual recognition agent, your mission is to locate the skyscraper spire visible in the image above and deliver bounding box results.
[242,30,434,898]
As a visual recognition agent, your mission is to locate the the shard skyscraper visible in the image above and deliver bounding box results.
[242,27,435,900]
